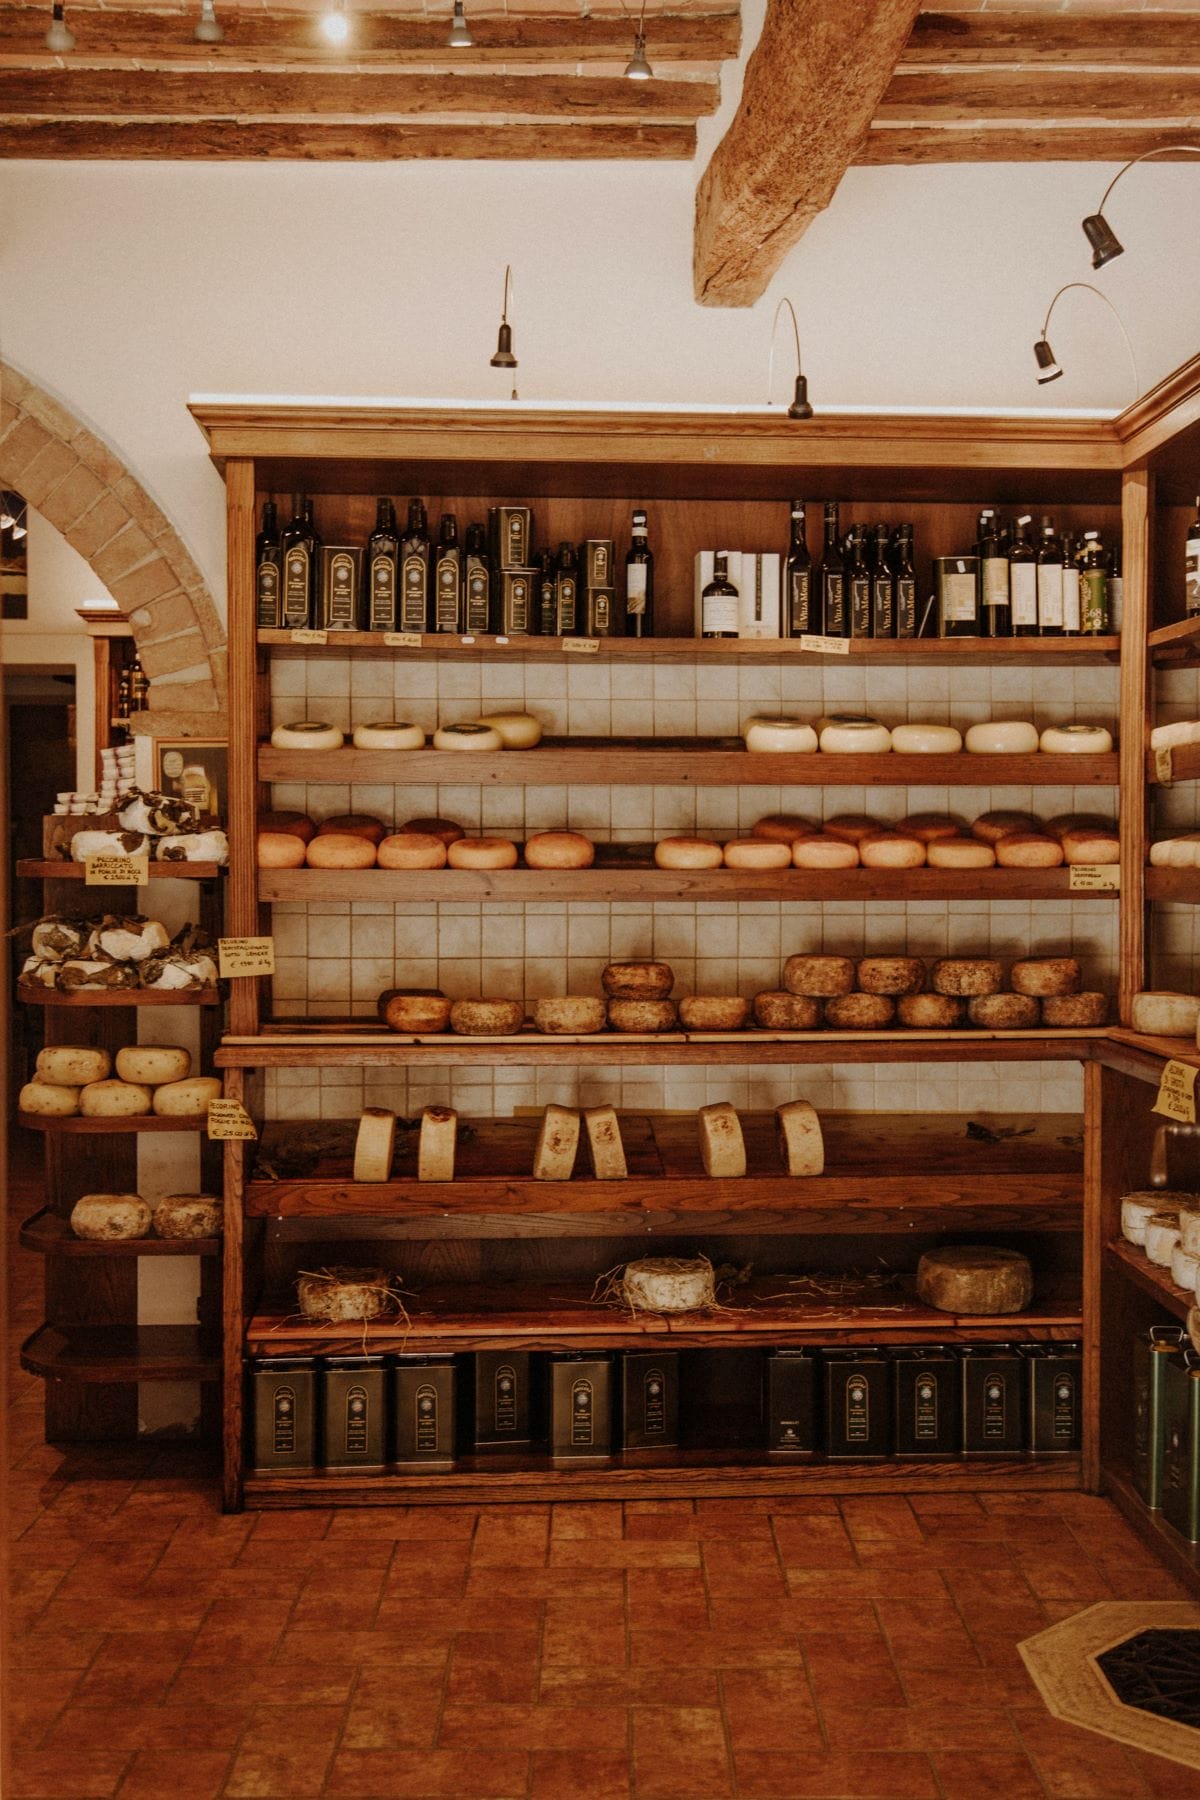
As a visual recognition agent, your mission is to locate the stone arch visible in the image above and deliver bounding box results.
[0,359,226,715]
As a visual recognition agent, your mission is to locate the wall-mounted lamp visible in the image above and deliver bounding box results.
[320,0,350,45]
[767,297,813,420]
[1033,282,1139,398]
[44,3,75,51]
[490,265,518,399]
[1082,145,1200,269]
[448,0,473,48]
[194,0,224,43]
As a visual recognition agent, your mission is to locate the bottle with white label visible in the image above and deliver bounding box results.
[1061,533,1081,635]
[701,553,739,639]
[1186,497,1200,617]
[979,510,1011,638]
[1036,516,1063,636]
[1109,538,1123,635]
[1009,514,1039,637]
[624,510,654,638]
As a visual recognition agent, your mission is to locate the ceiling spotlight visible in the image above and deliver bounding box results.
[625,28,652,79]
[1033,282,1139,397]
[194,0,223,43]
[44,3,75,51]
[321,0,350,45]
[1033,338,1062,386]
[11,519,27,540]
[448,1,473,48]
[767,296,814,420]
[1081,145,1200,269]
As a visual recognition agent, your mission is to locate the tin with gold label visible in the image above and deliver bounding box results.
[490,506,532,572]
[1134,1326,1184,1508]
[499,569,535,637]
[1161,1348,1200,1541]
[472,1349,534,1449]
[250,1356,317,1473]
[960,1343,1025,1455]
[319,545,364,630]
[822,1347,890,1459]
[892,1346,960,1458]
[390,1354,456,1471]
[321,1354,387,1471]
[1023,1342,1082,1454]
[550,1353,612,1463]
[621,1350,679,1451]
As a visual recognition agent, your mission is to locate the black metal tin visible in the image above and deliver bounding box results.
[499,568,535,636]
[390,1354,456,1471]
[766,1349,815,1458]
[961,1344,1026,1455]
[1134,1327,1184,1508]
[321,1354,387,1471]
[679,1349,764,1449]
[490,506,531,571]
[892,1346,961,1458]
[472,1349,533,1449]
[320,545,364,630]
[1023,1342,1082,1454]
[250,1356,317,1473]
[1161,1349,1200,1541]
[822,1348,891,1459]
[584,586,618,637]
[621,1351,679,1451]
[550,1354,612,1463]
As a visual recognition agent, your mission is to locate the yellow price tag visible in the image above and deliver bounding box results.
[206,1098,258,1141]
[1156,747,1174,784]
[384,632,423,648]
[798,634,851,656]
[1154,1058,1198,1123]
[563,637,600,655]
[84,853,149,887]
[290,628,328,645]
[218,936,276,978]
[1069,864,1120,891]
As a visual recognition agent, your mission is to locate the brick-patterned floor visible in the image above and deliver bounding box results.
[6,1163,1198,1799]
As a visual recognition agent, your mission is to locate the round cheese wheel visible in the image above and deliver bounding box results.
[270,721,343,751]
[722,839,791,870]
[857,957,925,997]
[258,832,307,869]
[752,813,818,845]
[964,720,1039,755]
[306,834,377,870]
[655,837,723,871]
[1044,813,1115,844]
[258,810,315,843]
[623,1257,715,1313]
[1039,724,1113,755]
[351,720,425,750]
[678,996,752,1031]
[476,711,543,750]
[1121,1193,1160,1246]
[19,1080,80,1117]
[1188,1308,1200,1356]
[1041,991,1108,1027]
[449,998,526,1036]
[823,816,879,845]
[698,1102,746,1177]
[753,991,822,1031]
[783,954,855,998]
[401,817,465,845]
[532,997,608,1035]
[36,1045,111,1086]
[818,718,892,754]
[602,962,673,999]
[584,1105,627,1180]
[1173,1245,1200,1290]
[298,1267,392,1322]
[994,834,1064,869]
[524,832,594,870]
[859,832,926,870]
[897,993,965,1029]
[972,811,1039,844]
[1146,1215,1182,1267]
[153,1194,222,1239]
[152,1076,222,1118]
[932,958,1003,997]
[418,1106,458,1182]
[379,989,452,1034]
[825,994,895,1030]
[318,814,387,844]
[1177,1201,1200,1259]
[890,723,963,755]
[446,837,519,870]
[917,1246,1033,1315]
[71,1193,152,1241]
[1130,991,1200,1037]
[793,836,860,870]
[743,716,819,754]
[775,1100,824,1176]
[354,1109,396,1183]
[1010,958,1081,998]
[1061,828,1120,866]
[115,1045,191,1085]
[377,833,447,870]
[607,998,678,1033]
[901,815,963,844]
[534,1105,580,1180]
[927,839,996,870]
[967,994,1040,1030]
[80,1079,153,1118]
[433,722,503,752]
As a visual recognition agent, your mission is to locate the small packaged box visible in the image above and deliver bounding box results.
[738,553,781,639]
[765,1349,815,1458]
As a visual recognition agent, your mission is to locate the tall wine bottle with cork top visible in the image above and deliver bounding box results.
[1036,516,1063,636]
[366,498,399,632]
[255,499,281,628]
[1009,513,1038,638]
[818,501,846,636]
[463,524,492,633]
[280,493,320,629]
[624,510,654,638]
[399,499,430,633]
[432,513,462,634]
[701,553,739,639]
[784,501,813,635]
[978,509,1011,638]
[1080,530,1110,634]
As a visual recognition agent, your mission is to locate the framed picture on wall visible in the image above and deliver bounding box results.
[152,739,228,820]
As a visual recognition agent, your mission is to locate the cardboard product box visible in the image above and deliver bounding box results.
[738,553,782,639]
[765,1349,816,1458]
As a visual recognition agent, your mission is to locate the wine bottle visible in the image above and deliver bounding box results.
[432,513,462,634]
[870,522,894,638]
[1080,530,1110,634]
[366,498,399,632]
[1009,513,1038,637]
[554,542,579,635]
[818,501,846,636]
[1109,538,1123,635]
[1061,533,1081,636]
[1187,497,1200,617]
[536,548,556,637]
[625,509,654,638]
[937,556,979,638]
[847,526,872,639]
[894,524,917,638]
[784,501,813,635]
[255,499,282,629]
[463,523,492,634]
[1036,516,1063,636]
[280,492,320,629]
[701,552,739,639]
[979,510,1011,639]
[399,499,430,632]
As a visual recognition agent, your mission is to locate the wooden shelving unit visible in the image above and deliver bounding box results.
[20,1210,222,1259]
[16,859,224,881]
[17,982,220,1008]
[1103,1238,1193,1324]
[19,1324,222,1383]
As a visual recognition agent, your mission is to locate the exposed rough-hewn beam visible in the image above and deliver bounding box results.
[856,126,1200,167]
[693,0,922,308]
[904,12,1200,68]
[0,119,696,160]
[879,69,1200,122]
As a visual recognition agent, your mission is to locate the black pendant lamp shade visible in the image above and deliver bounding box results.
[1082,212,1124,270]
[1033,337,1062,384]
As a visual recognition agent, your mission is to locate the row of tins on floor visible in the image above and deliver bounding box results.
[249,1341,1083,1475]
[1135,1327,1200,1541]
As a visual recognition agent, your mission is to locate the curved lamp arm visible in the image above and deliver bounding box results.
[1035,282,1139,399]
[1095,145,1200,220]
[767,297,813,419]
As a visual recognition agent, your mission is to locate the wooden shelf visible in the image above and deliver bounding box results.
[260,738,1120,789]
[1149,616,1200,664]
[1103,1461,1200,1596]
[247,1110,1082,1235]
[17,1111,206,1135]
[19,1210,221,1259]
[19,1324,221,1383]
[1104,1238,1194,1324]
[217,1025,1105,1070]
[17,981,220,1008]
[259,628,1122,667]
[1102,1029,1200,1082]
[245,1451,1083,1509]
[259,860,1118,905]
[1145,869,1200,902]
[16,860,224,881]
[1147,741,1200,785]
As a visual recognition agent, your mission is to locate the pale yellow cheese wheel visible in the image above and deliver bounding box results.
[783,954,855,998]
[433,722,503,752]
[931,958,1003,997]
[994,833,1064,869]
[1061,828,1120,866]
[602,962,673,998]
[967,994,1040,1030]
[19,1080,80,1117]
[379,989,453,1034]
[722,839,791,870]
[792,835,859,870]
[447,837,519,870]
[80,1079,153,1118]
[825,994,895,1030]
[534,1104,580,1179]
[752,991,822,1030]
[752,813,817,845]
[36,1045,111,1086]
[1010,957,1081,998]
[698,1101,746,1177]
[972,811,1039,844]
[1130,991,1200,1037]
[71,1193,151,1241]
[524,831,594,869]
[927,839,996,870]
[258,831,307,869]
[476,711,543,749]
[678,995,752,1031]
[964,720,1039,755]
[607,998,678,1033]
[1042,992,1108,1026]
[859,832,926,870]
[153,1194,223,1239]
[152,1076,222,1117]
[532,997,608,1035]
[897,993,965,1029]
[115,1045,191,1085]
[450,998,526,1035]
[743,715,819,754]
[856,957,924,996]
[1039,724,1113,755]
[655,837,723,870]
[306,833,378,870]
[584,1105,628,1179]
[270,721,343,751]
[354,1109,397,1182]
[775,1100,824,1176]
[889,722,963,755]
[351,720,425,750]
[377,833,448,870]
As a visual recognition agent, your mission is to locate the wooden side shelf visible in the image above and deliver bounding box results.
[260,740,1120,789]
[17,982,220,1008]
[16,860,224,881]
[1145,869,1200,901]
[19,1324,222,1383]
[1148,615,1200,664]
[1103,1461,1200,1596]
[1147,741,1200,785]
[1101,1030,1200,1081]
[1104,1238,1194,1324]
[19,1210,221,1259]
[17,1112,206,1135]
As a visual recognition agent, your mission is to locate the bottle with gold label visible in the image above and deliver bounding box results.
[399,498,431,633]
[432,513,462,633]
[280,493,320,629]
[536,549,556,636]
[366,498,399,632]
[554,542,579,636]
[255,499,282,628]
[463,523,492,633]
[1079,529,1110,634]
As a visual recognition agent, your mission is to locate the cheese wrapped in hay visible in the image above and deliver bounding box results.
[297,1266,396,1322]
[622,1257,716,1314]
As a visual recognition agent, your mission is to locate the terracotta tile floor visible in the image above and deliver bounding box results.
[5,1165,1198,1799]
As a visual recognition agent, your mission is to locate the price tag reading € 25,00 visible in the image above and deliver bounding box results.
[206,1099,258,1141]
[84,853,149,887]
[1154,1059,1199,1124]
[218,936,276,979]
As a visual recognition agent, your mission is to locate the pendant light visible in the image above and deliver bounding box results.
[320,0,350,45]
[194,0,223,43]
[448,1,473,48]
[1082,145,1200,269]
[1033,282,1139,398]
[623,0,652,78]
[489,266,518,400]
[44,3,75,51]
[766,297,814,420]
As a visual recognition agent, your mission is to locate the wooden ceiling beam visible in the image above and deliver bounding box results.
[857,127,1200,167]
[693,0,922,307]
[904,12,1200,68]
[0,119,696,159]
[880,69,1200,122]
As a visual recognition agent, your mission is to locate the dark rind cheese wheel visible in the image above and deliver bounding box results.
[916,1245,1033,1316]
[824,993,895,1030]
[782,955,856,998]
[967,993,1040,1031]
[753,991,822,1031]
[601,961,674,999]
[1041,991,1109,1027]
[897,993,965,1029]
[931,958,1003,997]
[378,989,453,1034]
[856,956,925,996]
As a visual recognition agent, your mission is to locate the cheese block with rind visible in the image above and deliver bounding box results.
[916,1245,1033,1315]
